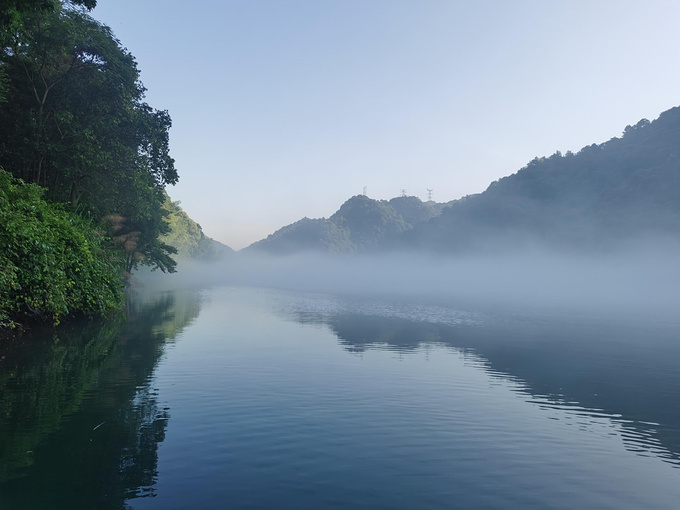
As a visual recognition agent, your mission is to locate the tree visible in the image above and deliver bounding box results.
[0,3,178,273]
[0,0,96,29]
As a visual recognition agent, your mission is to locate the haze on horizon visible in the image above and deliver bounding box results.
[93,0,680,250]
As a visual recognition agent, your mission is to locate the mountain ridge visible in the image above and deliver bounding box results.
[244,106,680,255]
[245,194,454,254]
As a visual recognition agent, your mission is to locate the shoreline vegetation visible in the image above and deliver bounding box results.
[0,169,121,328]
[0,1,179,328]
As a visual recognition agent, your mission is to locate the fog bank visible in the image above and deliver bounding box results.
[134,241,680,321]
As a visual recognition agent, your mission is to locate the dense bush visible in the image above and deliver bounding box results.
[0,169,122,325]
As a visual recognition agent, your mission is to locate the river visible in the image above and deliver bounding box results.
[1,285,679,509]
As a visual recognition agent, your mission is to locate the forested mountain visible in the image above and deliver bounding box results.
[248,107,680,256]
[403,107,680,252]
[161,197,233,260]
[246,194,452,254]
[387,196,448,226]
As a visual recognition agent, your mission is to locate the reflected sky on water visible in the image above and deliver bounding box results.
[1,286,679,509]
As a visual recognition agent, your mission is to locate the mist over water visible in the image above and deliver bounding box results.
[4,3,680,507]
[5,244,680,508]
[103,234,680,508]
[140,239,680,321]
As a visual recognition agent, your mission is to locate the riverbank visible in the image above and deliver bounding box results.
[0,170,123,329]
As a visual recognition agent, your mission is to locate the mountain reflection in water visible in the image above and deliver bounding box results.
[276,292,680,470]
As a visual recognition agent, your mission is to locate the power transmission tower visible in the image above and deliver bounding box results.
[427,188,433,201]
[363,186,367,196]
[400,189,407,197]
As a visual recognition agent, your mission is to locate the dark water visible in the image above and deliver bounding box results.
[1,286,679,509]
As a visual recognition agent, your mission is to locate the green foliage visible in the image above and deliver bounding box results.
[103,187,178,275]
[161,195,233,260]
[0,3,178,274]
[161,197,203,256]
[0,169,122,324]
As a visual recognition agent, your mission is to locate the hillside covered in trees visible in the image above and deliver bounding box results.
[161,196,233,261]
[0,1,180,325]
[248,107,680,255]
[246,195,452,254]
[403,107,680,253]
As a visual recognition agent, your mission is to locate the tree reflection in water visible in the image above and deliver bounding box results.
[0,290,203,510]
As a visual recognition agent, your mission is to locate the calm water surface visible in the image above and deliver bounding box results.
[1,285,679,509]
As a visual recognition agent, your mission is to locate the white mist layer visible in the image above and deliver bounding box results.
[134,241,680,321]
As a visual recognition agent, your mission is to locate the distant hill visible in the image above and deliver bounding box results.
[246,195,452,254]
[387,196,449,226]
[403,107,680,252]
[246,106,680,255]
[245,217,353,255]
[162,196,234,260]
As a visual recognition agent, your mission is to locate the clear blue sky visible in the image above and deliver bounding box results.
[93,0,680,249]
